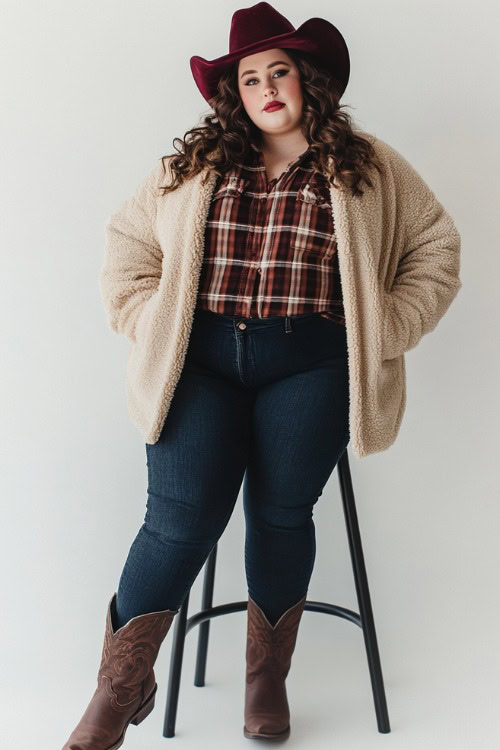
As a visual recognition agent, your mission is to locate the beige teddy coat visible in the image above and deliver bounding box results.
[99,131,462,458]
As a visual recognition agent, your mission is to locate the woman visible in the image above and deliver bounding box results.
[62,2,462,747]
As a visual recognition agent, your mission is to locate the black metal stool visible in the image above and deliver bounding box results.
[162,446,391,738]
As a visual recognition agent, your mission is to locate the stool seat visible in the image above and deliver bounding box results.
[161,446,391,738]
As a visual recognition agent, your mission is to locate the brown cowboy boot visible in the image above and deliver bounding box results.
[243,593,307,741]
[62,593,178,749]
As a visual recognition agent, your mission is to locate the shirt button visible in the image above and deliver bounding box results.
[257,268,262,274]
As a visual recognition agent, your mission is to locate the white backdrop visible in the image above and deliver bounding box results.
[1,2,499,748]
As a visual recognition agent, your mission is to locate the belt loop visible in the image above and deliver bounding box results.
[285,316,292,333]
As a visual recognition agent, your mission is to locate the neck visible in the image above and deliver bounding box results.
[253,130,310,161]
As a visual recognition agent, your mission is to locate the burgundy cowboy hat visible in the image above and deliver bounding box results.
[190,1,350,105]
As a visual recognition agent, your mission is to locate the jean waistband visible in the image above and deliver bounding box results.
[193,307,321,331]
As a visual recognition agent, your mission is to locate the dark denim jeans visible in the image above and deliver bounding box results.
[114,308,350,628]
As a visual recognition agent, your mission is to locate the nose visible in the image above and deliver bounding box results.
[264,82,277,96]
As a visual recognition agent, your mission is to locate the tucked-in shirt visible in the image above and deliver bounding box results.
[195,142,346,324]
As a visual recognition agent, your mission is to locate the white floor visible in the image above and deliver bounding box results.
[8,593,497,750]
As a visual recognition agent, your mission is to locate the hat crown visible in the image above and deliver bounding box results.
[229,2,294,53]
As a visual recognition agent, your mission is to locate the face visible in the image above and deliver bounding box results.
[237,48,304,141]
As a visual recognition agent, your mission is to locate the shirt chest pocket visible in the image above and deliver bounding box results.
[292,183,337,258]
[212,175,248,207]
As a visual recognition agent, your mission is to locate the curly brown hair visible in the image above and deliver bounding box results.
[158,48,383,197]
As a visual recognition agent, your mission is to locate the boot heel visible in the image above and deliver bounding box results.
[131,684,157,725]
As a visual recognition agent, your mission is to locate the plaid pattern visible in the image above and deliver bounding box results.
[195,143,346,325]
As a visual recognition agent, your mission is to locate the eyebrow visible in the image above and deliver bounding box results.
[239,60,291,79]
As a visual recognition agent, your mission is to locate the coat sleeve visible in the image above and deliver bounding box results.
[382,149,462,360]
[98,161,165,343]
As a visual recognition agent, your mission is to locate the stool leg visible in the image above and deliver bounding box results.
[337,448,391,733]
[194,543,218,686]
[163,590,190,738]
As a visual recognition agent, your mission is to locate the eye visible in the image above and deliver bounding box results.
[244,69,289,86]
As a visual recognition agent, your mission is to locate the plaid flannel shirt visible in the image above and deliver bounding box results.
[195,143,346,325]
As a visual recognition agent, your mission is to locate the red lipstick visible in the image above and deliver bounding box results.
[263,101,285,112]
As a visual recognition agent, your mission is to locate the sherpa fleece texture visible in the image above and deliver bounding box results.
[99,131,462,458]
